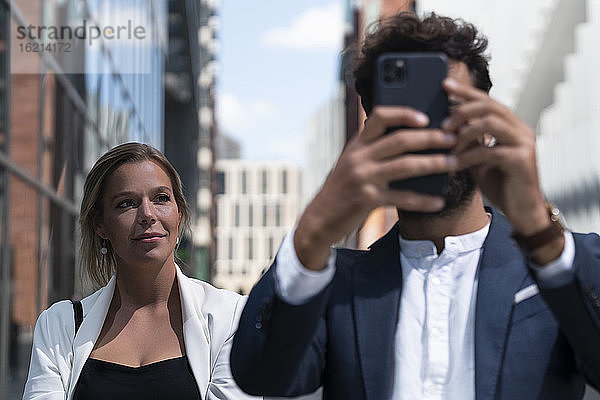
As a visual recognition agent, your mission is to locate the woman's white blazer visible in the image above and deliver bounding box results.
[22,266,261,400]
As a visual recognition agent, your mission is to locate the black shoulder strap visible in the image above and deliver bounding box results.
[71,300,83,335]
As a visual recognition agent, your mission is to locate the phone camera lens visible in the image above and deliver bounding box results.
[382,58,405,84]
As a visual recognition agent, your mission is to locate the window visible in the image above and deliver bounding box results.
[282,170,288,193]
[228,237,233,260]
[199,168,210,188]
[215,171,225,194]
[269,236,274,258]
[248,204,253,226]
[248,237,253,259]
[275,204,281,226]
[262,204,268,226]
[198,204,210,218]
[234,203,240,226]
[262,170,268,194]
[241,170,247,194]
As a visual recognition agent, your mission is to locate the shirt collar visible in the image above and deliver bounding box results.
[398,215,491,258]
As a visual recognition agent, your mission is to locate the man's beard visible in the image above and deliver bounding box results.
[396,169,477,220]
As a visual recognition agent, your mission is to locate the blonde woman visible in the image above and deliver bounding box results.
[23,143,259,400]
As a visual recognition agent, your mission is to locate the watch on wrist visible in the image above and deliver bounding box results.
[511,203,565,253]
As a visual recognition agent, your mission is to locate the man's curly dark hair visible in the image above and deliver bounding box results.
[353,12,492,115]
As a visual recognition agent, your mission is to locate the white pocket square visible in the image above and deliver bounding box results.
[514,284,539,304]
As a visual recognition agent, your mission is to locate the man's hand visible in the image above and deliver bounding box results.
[442,78,563,262]
[295,106,458,270]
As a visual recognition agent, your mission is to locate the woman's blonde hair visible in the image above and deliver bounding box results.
[79,142,190,287]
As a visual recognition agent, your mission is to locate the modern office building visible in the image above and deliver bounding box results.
[165,0,219,281]
[303,84,345,209]
[215,131,241,160]
[0,0,168,396]
[214,159,301,294]
[534,0,600,234]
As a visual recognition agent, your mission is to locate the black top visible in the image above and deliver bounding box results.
[72,356,201,400]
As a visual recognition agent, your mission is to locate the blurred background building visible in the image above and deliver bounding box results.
[302,85,345,208]
[536,0,600,233]
[215,131,241,160]
[214,158,301,294]
[165,0,219,282]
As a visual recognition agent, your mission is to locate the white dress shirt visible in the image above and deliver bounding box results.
[274,217,575,399]
[391,224,489,400]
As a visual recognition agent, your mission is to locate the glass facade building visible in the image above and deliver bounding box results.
[164,0,219,281]
[0,0,167,397]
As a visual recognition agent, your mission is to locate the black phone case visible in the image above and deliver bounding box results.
[374,52,449,196]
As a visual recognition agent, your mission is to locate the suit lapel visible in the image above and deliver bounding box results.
[69,276,116,399]
[69,268,212,398]
[474,211,528,400]
[353,224,402,400]
[176,266,211,396]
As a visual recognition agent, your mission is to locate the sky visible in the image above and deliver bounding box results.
[216,0,346,166]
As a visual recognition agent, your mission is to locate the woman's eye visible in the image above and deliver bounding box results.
[155,194,170,203]
[117,199,135,208]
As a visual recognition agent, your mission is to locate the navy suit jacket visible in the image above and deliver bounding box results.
[231,210,600,399]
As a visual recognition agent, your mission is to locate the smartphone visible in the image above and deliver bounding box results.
[374,52,449,196]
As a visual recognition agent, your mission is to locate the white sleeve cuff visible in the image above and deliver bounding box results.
[529,231,575,289]
[274,227,337,305]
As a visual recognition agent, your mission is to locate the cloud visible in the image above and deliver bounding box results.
[216,93,278,135]
[216,93,305,165]
[260,2,344,51]
[249,99,277,117]
[264,136,305,165]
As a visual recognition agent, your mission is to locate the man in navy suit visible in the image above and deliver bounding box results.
[230,12,600,399]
